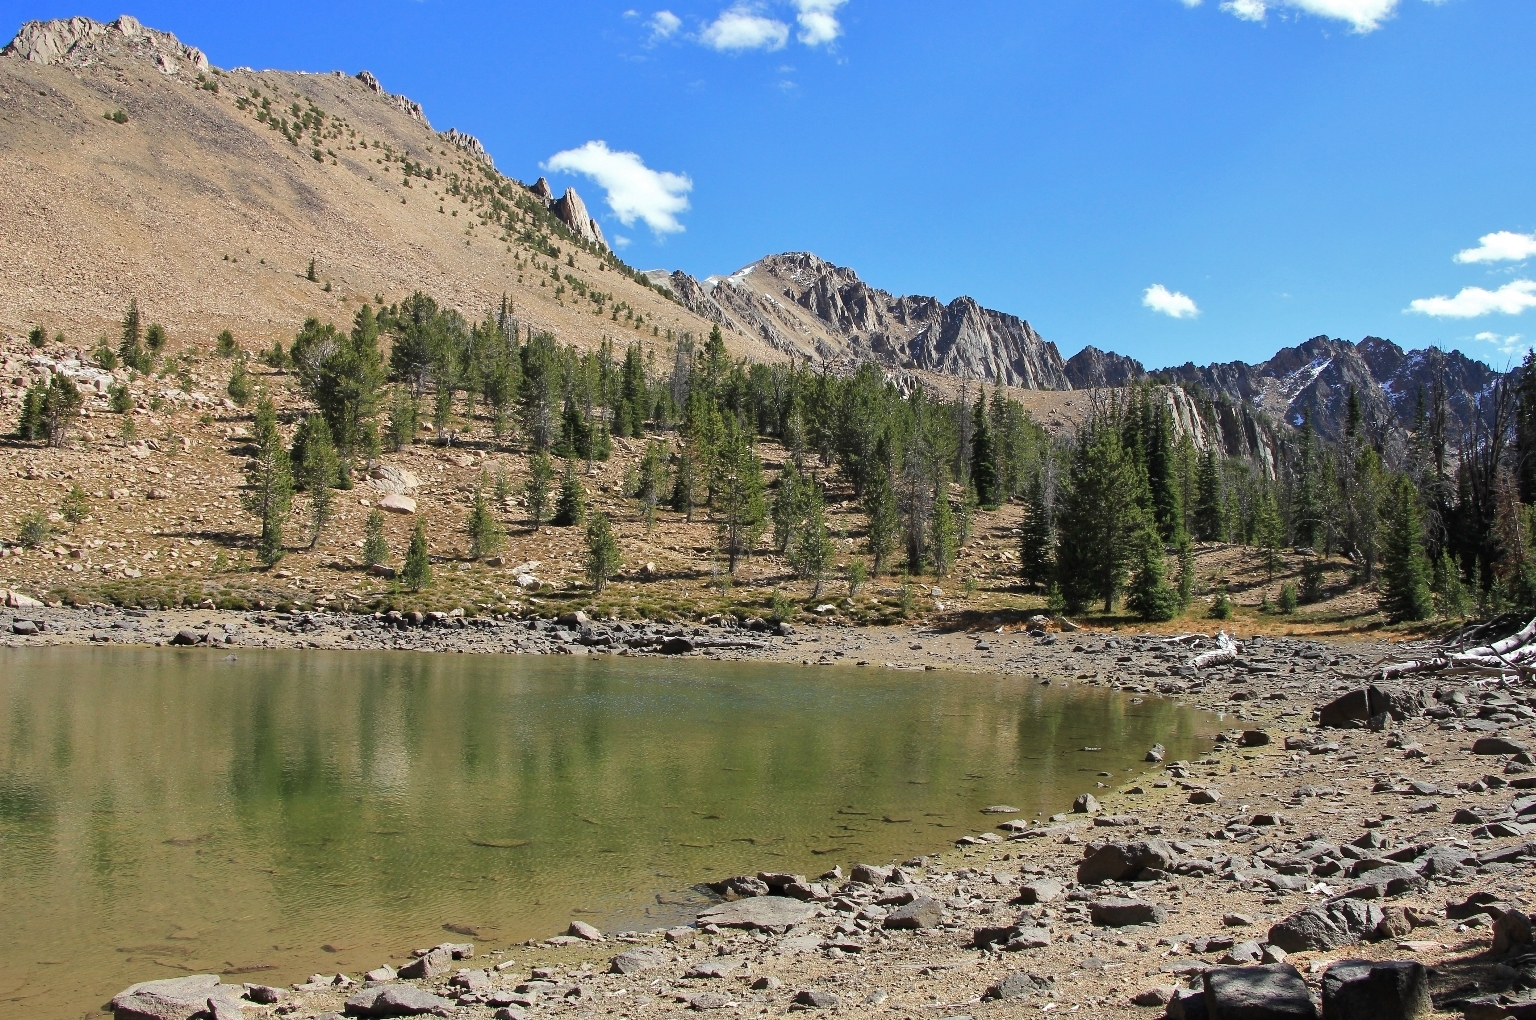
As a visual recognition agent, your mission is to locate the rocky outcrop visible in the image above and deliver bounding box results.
[439,128,491,166]
[1064,346,1145,389]
[550,187,608,250]
[354,69,428,126]
[3,15,209,75]
[529,177,554,202]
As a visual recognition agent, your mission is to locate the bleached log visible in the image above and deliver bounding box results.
[1193,632,1238,670]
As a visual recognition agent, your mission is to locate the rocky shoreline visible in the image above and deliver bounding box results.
[17,605,1536,1019]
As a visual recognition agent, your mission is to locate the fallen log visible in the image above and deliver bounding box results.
[1192,632,1238,670]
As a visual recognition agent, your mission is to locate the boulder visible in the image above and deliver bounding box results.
[982,971,1054,1000]
[610,948,668,974]
[171,629,201,646]
[1321,960,1431,1020]
[1090,898,1166,927]
[1074,793,1101,813]
[1473,736,1530,756]
[11,619,38,635]
[792,989,841,1009]
[344,985,454,1016]
[660,636,694,655]
[1268,900,1384,953]
[1146,744,1167,763]
[1077,839,1176,884]
[883,895,944,929]
[1318,686,1420,729]
[397,946,452,979]
[567,920,604,941]
[2,589,43,608]
[379,494,417,514]
[111,975,226,1020]
[696,895,816,931]
[1168,987,1210,1020]
[1494,910,1534,955]
[1190,789,1223,805]
[850,863,892,885]
[1203,964,1318,1019]
[1242,730,1272,747]
[1019,878,1064,904]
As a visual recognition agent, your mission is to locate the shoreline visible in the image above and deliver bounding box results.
[13,608,1536,1018]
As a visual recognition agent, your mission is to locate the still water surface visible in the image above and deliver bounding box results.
[0,646,1213,1018]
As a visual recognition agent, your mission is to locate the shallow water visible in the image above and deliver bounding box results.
[0,646,1212,1017]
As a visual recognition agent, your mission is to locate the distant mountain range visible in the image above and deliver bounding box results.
[656,252,1501,441]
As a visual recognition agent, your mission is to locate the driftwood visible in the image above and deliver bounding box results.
[1191,632,1238,670]
[1374,615,1536,683]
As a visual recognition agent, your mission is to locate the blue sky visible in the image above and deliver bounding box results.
[5,0,1535,369]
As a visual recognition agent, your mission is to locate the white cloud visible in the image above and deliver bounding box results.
[700,6,790,51]
[1407,280,1536,318]
[1180,0,1202,7]
[544,141,693,236]
[613,235,633,250]
[1217,0,1401,31]
[794,0,847,46]
[1474,331,1530,357]
[1143,284,1200,319]
[1455,231,1536,265]
[648,10,682,41]
[1221,0,1267,21]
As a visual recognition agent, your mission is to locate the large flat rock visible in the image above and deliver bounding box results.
[697,895,817,930]
[111,975,233,1020]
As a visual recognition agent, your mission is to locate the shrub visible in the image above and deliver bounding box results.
[262,340,289,370]
[227,361,252,406]
[1209,589,1234,620]
[18,512,49,548]
[108,382,133,414]
[94,338,118,371]
[1299,558,1326,604]
[897,578,916,618]
[28,325,46,348]
[145,323,167,355]
[61,485,90,524]
[467,481,504,561]
[1278,582,1298,614]
[769,589,796,623]
[846,559,866,598]
[403,519,431,591]
[363,509,388,567]
[584,511,620,594]
[216,329,238,357]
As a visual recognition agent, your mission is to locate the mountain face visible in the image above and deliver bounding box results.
[662,253,1070,388]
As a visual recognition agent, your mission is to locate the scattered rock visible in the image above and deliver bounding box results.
[379,494,417,514]
[1241,730,1271,746]
[1473,736,1529,756]
[1073,793,1101,813]
[1493,909,1534,955]
[883,895,944,930]
[1321,960,1430,1020]
[1090,898,1167,927]
[1019,878,1064,904]
[696,896,817,931]
[982,971,1054,1000]
[792,989,841,1009]
[1189,789,1222,805]
[110,975,229,1020]
[396,947,452,980]
[566,920,604,941]
[1202,964,1318,1020]
[345,985,455,1017]
[1268,900,1385,953]
[1078,840,1175,884]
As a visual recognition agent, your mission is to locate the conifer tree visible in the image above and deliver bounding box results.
[1177,537,1195,606]
[294,414,338,547]
[863,468,899,576]
[788,479,834,596]
[553,459,587,527]
[772,459,807,555]
[403,519,431,592]
[1128,530,1179,622]
[1193,448,1223,541]
[1433,551,1469,619]
[970,394,999,509]
[585,511,621,593]
[1254,488,1284,581]
[1380,474,1434,622]
[1018,476,1054,590]
[930,476,957,578]
[290,307,385,461]
[1055,421,1145,613]
[119,299,150,373]
[41,374,82,447]
[363,509,388,567]
[242,395,293,566]
[525,450,554,526]
[227,360,252,407]
[635,440,667,530]
[467,479,505,560]
[1147,406,1183,542]
[714,419,767,573]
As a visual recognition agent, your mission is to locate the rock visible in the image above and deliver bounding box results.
[170,628,200,646]
[709,875,770,898]
[882,895,944,929]
[208,999,243,1020]
[1202,964,1318,1019]
[557,611,590,629]
[449,969,491,995]
[1077,840,1176,884]
[1242,730,1272,746]
[1222,941,1265,964]
[1321,960,1431,1020]
[379,493,417,514]
[686,958,742,979]
[110,975,225,1020]
[696,895,817,931]
[792,989,841,1009]
[1091,898,1167,927]
[493,1009,526,1020]
[983,805,1021,813]
[687,992,733,1010]
[1146,744,1167,763]
[1133,986,1177,1007]
[1019,878,1064,904]
[2,589,43,609]
[368,465,423,494]
[1318,686,1420,729]
[1168,987,1210,1020]
[1473,736,1530,755]
[1493,910,1534,955]
[397,946,452,979]
[982,971,1053,1000]
[344,985,455,1016]
[1268,900,1385,953]
[567,920,604,941]
[1189,789,1222,805]
[850,863,892,885]
[11,619,38,635]
[660,636,694,655]
[1074,793,1101,813]
[1224,914,1255,927]
[750,976,782,991]
[609,947,668,975]
[245,985,285,1004]
[1095,814,1141,827]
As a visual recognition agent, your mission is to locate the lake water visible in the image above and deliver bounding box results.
[0,646,1212,1018]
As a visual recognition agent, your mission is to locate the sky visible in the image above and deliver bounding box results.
[4,0,1535,370]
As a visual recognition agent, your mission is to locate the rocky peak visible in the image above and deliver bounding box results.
[353,69,428,125]
[550,187,607,250]
[1064,346,1146,389]
[528,177,554,202]
[4,14,209,76]
[439,128,491,166]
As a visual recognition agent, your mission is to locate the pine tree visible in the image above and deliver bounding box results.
[41,374,83,447]
[403,519,431,592]
[363,509,388,567]
[1177,537,1195,606]
[467,479,505,560]
[1055,422,1146,613]
[1254,488,1283,581]
[553,459,586,527]
[1018,476,1054,590]
[1433,551,1469,619]
[227,360,252,406]
[295,414,338,548]
[525,450,554,526]
[788,480,834,595]
[1128,530,1179,622]
[635,440,667,530]
[714,420,767,573]
[1380,474,1434,622]
[1147,406,1183,542]
[772,459,807,555]
[1193,448,1223,541]
[863,468,899,576]
[585,511,621,594]
[241,396,293,566]
[970,394,999,509]
[119,299,150,373]
[19,378,46,440]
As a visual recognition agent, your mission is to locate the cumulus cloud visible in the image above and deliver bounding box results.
[648,10,682,41]
[794,0,847,46]
[1217,0,1401,31]
[1143,284,1200,319]
[1455,231,1536,265]
[1180,0,1202,7]
[700,5,790,51]
[1474,331,1530,357]
[544,141,693,236]
[1221,0,1267,21]
[1408,280,1536,318]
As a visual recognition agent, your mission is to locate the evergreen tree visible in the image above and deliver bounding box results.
[788,479,834,596]
[41,374,83,447]
[1193,448,1223,541]
[290,307,385,460]
[1055,422,1146,613]
[930,476,957,578]
[61,484,90,524]
[518,451,549,526]
[145,323,167,356]
[772,459,807,555]
[119,299,150,372]
[1147,405,1183,541]
[863,468,899,576]
[294,414,338,548]
[227,360,252,406]
[467,479,505,560]
[1127,530,1179,622]
[1254,488,1284,581]
[386,388,418,452]
[216,329,238,358]
[970,394,999,509]
[362,509,388,567]
[585,511,621,594]
[1293,420,1322,548]
[1380,474,1434,622]
[635,440,667,530]
[241,396,293,566]
[19,378,45,441]
[553,459,587,527]
[403,519,431,592]
[1433,551,1470,619]
[1177,537,1195,606]
[1018,476,1054,590]
[1300,557,1327,604]
[714,419,767,573]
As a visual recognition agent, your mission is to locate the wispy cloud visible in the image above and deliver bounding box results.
[1408,280,1536,318]
[1214,0,1402,32]
[544,141,693,236]
[700,5,790,51]
[794,0,847,46]
[1143,284,1200,319]
[647,10,682,42]
[1221,0,1268,22]
[1455,231,1536,265]
[1473,331,1530,357]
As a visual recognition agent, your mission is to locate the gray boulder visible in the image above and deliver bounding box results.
[111,975,229,1020]
[883,895,943,929]
[1019,878,1064,903]
[397,946,452,979]
[850,863,892,885]
[1318,686,1420,729]
[793,989,841,1008]
[1077,839,1175,883]
[697,895,816,931]
[982,971,1053,1000]
[1268,900,1384,953]
[1321,960,1431,1020]
[1473,736,1529,755]
[344,985,454,1016]
[610,948,669,974]
[1203,964,1318,1019]
[1090,898,1167,927]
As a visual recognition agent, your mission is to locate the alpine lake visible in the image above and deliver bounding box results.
[0,645,1214,1018]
